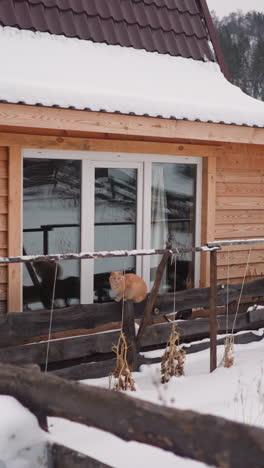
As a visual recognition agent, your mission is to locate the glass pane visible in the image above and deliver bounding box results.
[151,163,196,292]
[94,168,137,302]
[23,158,81,310]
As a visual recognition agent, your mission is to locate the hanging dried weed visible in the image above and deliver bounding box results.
[161,322,186,383]
[109,331,136,392]
[224,335,234,368]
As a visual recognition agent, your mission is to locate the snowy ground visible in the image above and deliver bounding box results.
[50,338,264,468]
[2,338,264,467]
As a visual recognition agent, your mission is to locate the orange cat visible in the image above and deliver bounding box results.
[109,271,147,303]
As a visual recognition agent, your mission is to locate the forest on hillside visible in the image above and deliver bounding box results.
[212,11,264,101]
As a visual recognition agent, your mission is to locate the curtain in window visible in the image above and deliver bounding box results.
[150,165,169,291]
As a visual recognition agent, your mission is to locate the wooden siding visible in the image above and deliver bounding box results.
[216,152,264,284]
[0,147,8,312]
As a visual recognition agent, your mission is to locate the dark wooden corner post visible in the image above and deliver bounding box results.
[136,245,171,351]
[122,300,137,370]
[209,248,218,372]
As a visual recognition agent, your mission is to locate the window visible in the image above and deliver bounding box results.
[22,150,201,309]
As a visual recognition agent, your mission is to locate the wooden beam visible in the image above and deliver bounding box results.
[0,308,263,366]
[8,146,22,313]
[0,103,263,145]
[51,330,264,380]
[2,364,264,468]
[201,157,216,286]
[49,443,114,468]
[1,277,264,348]
[0,131,222,157]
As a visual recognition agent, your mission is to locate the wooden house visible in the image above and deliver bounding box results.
[0,0,263,313]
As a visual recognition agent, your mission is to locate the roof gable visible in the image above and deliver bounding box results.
[0,0,215,61]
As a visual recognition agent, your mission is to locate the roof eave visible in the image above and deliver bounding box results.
[0,103,263,145]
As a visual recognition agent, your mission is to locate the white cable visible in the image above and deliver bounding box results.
[44,262,58,373]
[231,249,251,336]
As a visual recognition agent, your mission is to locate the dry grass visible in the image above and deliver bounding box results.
[223,335,235,368]
[161,323,186,383]
[109,331,136,392]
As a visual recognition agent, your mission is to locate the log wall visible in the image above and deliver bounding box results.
[0,128,264,307]
[216,150,264,284]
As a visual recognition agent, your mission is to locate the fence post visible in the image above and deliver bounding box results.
[122,301,137,370]
[209,249,217,372]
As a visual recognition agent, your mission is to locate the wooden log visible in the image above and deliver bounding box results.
[0,277,264,349]
[209,249,217,372]
[1,364,264,468]
[51,331,264,380]
[0,311,263,367]
[51,355,161,380]
[49,443,113,468]
[136,248,171,348]
[121,301,137,370]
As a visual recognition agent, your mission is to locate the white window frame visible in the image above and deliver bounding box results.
[22,149,202,302]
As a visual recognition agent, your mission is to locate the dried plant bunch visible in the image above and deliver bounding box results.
[109,331,136,392]
[224,335,234,368]
[161,322,186,384]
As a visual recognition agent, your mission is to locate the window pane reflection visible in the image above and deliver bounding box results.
[151,163,196,292]
[94,168,137,302]
[23,158,81,310]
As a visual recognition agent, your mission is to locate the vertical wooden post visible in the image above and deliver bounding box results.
[122,301,137,370]
[8,146,22,313]
[209,249,217,372]
[200,157,216,287]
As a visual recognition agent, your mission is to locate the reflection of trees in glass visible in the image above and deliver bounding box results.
[24,159,81,204]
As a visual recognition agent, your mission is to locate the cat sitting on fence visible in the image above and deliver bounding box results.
[109,271,147,303]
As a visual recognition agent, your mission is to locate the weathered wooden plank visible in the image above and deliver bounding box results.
[217,249,264,266]
[0,311,262,366]
[1,102,264,144]
[216,154,264,169]
[0,160,8,178]
[0,148,8,161]
[209,249,217,372]
[216,197,264,210]
[0,214,7,231]
[1,278,264,348]
[0,196,7,214]
[216,224,264,239]
[216,210,264,226]
[51,330,264,381]
[49,443,113,468]
[122,301,137,369]
[0,265,7,283]
[0,283,7,300]
[0,132,223,158]
[2,363,264,468]
[0,230,7,248]
[218,263,264,280]
[217,276,262,285]
[217,183,264,197]
[216,169,264,184]
[0,177,7,196]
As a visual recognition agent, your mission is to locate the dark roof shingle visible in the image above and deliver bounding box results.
[0,0,215,61]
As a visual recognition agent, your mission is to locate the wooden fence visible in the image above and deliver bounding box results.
[0,241,264,377]
[1,240,264,467]
[2,363,264,468]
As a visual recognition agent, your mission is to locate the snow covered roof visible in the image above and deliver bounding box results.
[0,0,215,62]
[0,26,264,128]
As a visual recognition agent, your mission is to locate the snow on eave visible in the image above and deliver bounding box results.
[0,26,263,129]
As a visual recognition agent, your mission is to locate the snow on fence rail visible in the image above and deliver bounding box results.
[0,245,218,264]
